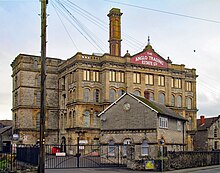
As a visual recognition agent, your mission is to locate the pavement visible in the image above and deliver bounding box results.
[45,165,220,173]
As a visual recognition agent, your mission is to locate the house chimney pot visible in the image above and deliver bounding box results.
[200,115,205,125]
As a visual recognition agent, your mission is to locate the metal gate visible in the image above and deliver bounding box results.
[45,144,129,169]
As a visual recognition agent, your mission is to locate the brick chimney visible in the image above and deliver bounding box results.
[200,115,205,125]
[144,90,150,100]
[107,8,122,56]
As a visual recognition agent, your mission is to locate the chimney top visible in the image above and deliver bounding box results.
[200,115,205,125]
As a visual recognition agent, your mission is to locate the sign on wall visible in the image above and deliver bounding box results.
[131,50,168,68]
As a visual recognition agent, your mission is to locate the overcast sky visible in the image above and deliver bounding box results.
[1,0,220,120]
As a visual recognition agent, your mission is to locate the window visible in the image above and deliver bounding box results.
[158,75,165,86]
[108,140,115,156]
[149,92,154,101]
[187,98,192,109]
[177,121,181,131]
[109,89,116,102]
[36,75,41,87]
[159,117,168,129]
[215,141,218,150]
[117,72,125,82]
[186,81,192,91]
[93,89,100,103]
[83,88,90,102]
[145,74,154,85]
[33,60,38,69]
[158,93,165,105]
[15,76,18,88]
[214,128,218,138]
[172,78,182,88]
[83,110,90,127]
[109,70,116,82]
[133,72,141,84]
[171,95,175,107]
[133,90,141,96]
[36,113,40,129]
[141,140,149,156]
[118,89,125,97]
[83,70,90,81]
[14,113,17,128]
[176,95,182,108]
[123,139,132,156]
[69,111,72,128]
[91,71,99,82]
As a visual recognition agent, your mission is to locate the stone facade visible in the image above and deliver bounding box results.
[11,8,197,149]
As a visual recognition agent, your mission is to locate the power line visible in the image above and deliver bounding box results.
[51,1,78,51]
[105,0,220,24]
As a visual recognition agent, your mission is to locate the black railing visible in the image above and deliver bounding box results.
[16,145,39,166]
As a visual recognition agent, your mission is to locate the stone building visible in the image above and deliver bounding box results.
[99,92,187,159]
[11,8,197,149]
[194,115,220,151]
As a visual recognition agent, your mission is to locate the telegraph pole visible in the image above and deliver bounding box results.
[39,0,48,172]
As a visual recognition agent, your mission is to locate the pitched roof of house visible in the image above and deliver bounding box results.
[0,126,12,135]
[99,92,186,121]
[197,116,220,131]
[131,94,186,121]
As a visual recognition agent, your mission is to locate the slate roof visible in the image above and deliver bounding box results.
[99,92,186,121]
[0,126,12,135]
[131,94,187,121]
[197,116,220,131]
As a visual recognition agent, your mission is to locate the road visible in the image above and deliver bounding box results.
[45,166,220,173]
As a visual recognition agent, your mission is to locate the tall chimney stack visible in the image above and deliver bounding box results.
[200,115,205,125]
[107,8,122,56]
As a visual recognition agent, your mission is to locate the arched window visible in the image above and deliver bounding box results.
[73,89,76,102]
[69,111,72,128]
[83,110,90,127]
[109,89,116,102]
[73,111,76,127]
[123,138,132,156]
[33,60,38,69]
[171,95,175,107]
[83,88,90,102]
[158,93,165,105]
[133,90,141,96]
[118,89,125,97]
[36,113,40,129]
[187,98,192,109]
[141,140,149,156]
[93,89,100,103]
[108,140,115,156]
[176,95,182,108]
[149,92,154,101]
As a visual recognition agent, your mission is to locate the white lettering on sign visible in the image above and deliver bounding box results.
[134,55,164,66]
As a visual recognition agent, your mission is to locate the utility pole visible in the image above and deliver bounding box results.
[39,0,48,172]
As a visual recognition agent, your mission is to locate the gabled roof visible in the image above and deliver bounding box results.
[131,94,186,121]
[98,92,186,121]
[0,126,12,135]
[197,116,220,131]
